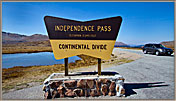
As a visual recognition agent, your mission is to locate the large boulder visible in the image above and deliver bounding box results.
[74,89,84,97]
[90,89,97,97]
[101,84,108,96]
[50,81,63,89]
[87,79,95,89]
[108,81,116,96]
[109,81,116,92]
[65,89,76,97]
[95,80,101,96]
[77,79,87,88]
[57,85,66,98]
[64,80,77,88]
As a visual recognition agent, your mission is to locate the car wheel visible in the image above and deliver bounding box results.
[167,54,172,56]
[155,51,160,56]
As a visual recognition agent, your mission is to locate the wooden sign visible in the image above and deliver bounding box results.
[44,16,122,60]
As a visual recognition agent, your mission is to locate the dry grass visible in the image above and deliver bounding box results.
[2,54,134,93]
[2,65,63,91]
[2,40,52,54]
[2,55,97,92]
[2,46,52,54]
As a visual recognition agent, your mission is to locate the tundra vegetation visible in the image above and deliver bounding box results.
[2,40,134,93]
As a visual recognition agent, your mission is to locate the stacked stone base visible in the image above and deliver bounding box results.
[43,72,125,99]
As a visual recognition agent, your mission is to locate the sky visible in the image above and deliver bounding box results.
[2,2,174,45]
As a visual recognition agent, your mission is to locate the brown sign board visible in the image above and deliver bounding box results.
[44,16,122,60]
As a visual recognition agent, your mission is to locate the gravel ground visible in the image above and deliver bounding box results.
[2,48,175,100]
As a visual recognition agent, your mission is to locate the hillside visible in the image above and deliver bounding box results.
[160,41,174,50]
[2,31,129,47]
[160,41,174,47]
[2,31,130,54]
[2,31,174,53]
[2,32,49,44]
[114,42,129,47]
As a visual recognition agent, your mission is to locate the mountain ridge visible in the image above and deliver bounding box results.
[2,31,174,48]
[2,32,49,44]
[2,31,128,46]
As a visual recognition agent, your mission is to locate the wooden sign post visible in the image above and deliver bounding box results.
[64,58,68,76]
[98,58,101,75]
[44,16,122,76]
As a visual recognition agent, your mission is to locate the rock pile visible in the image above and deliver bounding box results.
[43,73,125,99]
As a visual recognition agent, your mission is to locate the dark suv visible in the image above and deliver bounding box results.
[143,44,173,56]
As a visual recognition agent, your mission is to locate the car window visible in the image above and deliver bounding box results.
[149,44,152,47]
[152,45,155,48]
[154,44,165,48]
[145,44,150,47]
